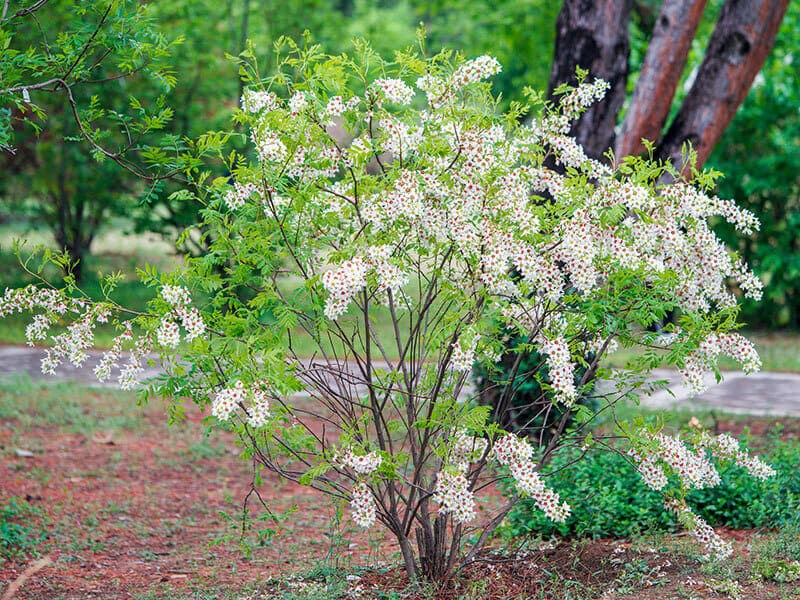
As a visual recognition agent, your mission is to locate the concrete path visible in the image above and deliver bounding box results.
[630,369,800,417]
[1,346,798,416]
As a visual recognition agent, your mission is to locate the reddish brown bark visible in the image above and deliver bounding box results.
[615,0,708,158]
[656,0,790,173]
[547,0,632,161]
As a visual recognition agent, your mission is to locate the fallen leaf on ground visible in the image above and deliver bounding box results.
[91,431,115,445]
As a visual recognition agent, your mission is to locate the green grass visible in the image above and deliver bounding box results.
[605,331,800,373]
[0,374,145,436]
[0,496,47,562]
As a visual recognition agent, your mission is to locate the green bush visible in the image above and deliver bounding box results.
[503,433,800,539]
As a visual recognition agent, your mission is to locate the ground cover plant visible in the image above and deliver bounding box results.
[0,38,780,586]
[503,428,800,540]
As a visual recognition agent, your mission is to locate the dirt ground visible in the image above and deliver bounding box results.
[0,382,397,599]
[1,380,799,599]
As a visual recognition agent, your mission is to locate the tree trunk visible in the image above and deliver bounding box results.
[656,0,790,173]
[616,0,708,158]
[415,516,454,582]
[547,0,633,160]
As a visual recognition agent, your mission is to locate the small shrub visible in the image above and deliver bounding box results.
[0,39,775,582]
[752,558,800,583]
[503,434,800,539]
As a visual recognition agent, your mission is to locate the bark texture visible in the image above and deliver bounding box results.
[616,0,708,158]
[547,0,632,160]
[656,0,790,172]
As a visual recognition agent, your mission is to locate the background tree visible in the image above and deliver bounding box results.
[1,0,182,280]
[710,4,800,328]
[549,0,789,172]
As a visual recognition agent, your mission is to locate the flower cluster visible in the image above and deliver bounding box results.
[668,500,733,560]
[156,285,205,349]
[492,434,570,522]
[630,430,777,488]
[340,450,381,528]
[373,78,414,106]
[630,432,720,491]
[321,257,369,320]
[40,303,109,374]
[241,89,279,113]
[339,450,382,475]
[680,333,762,395]
[350,482,376,528]
[252,126,288,164]
[212,379,271,426]
[557,78,610,119]
[1,286,76,347]
[321,246,411,319]
[0,287,132,379]
[247,382,271,428]
[538,335,578,407]
[0,285,156,389]
[452,55,502,90]
[699,432,776,480]
[212,380,247,421]
[449,333,479,372]
[366,245,409,295]
[628,426,775,558]
[117,335,153,390]
[288,91,307,115]
[450,431,489,472]
[94,322,134,382]
[432,431,488,523]
[224,182,260,211]
[433,470,476,523]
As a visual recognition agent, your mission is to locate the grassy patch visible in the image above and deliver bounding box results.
[0,497,47,562]
[0,375,145,436]
[605,330,800,373]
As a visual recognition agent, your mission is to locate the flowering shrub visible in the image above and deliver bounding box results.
[0,38,775,581]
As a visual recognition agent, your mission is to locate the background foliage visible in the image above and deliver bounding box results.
[2,0,797,326]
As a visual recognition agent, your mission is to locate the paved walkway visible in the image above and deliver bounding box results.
[1,346,798,416]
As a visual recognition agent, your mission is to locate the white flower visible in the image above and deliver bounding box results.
[450,333,479,372]
[339,450,382,475]
[212,381,246,421]
[156,318,180,348]
[434,470,476,523]
[241,89,279,113]
[373,78,414,105]
[247,383,271,428]
[350,482,376,528]
[452,55,501,89]
[668,500,732,560]
[321,257,369,320]
[289,91,308,115]
[492,434,570,522]
[538,335,578,407]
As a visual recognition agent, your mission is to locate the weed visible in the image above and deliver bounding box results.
[0,497,47,561]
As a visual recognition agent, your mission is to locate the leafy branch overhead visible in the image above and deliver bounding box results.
[0,0,184,180]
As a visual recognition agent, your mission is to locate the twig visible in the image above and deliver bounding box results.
[2,556,53,600]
